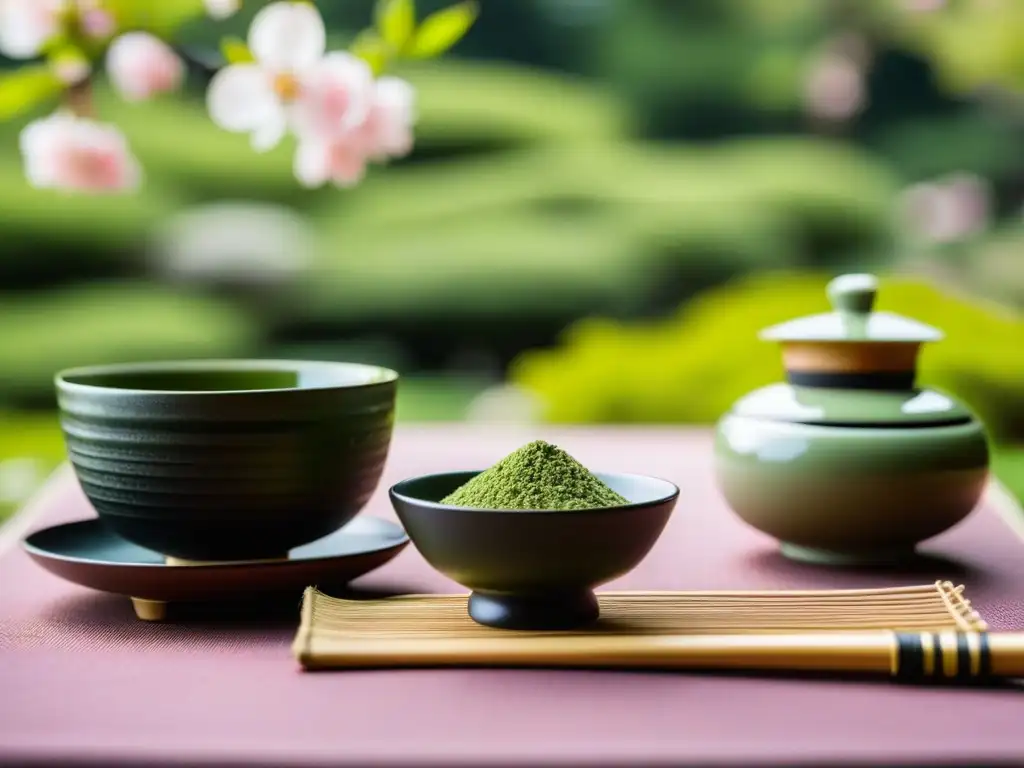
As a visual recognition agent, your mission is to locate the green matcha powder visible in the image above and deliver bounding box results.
[441,440,629,510]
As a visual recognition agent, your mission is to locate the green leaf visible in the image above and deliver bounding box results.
[350,30,392,76]
[406,1,477,58]
[376,0,416,49]
[220,36,255,65]
[0,66,64,122]
[105,0,206,36]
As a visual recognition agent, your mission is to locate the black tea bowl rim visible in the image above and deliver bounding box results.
[389,470,680,515]
[54,359,400,397]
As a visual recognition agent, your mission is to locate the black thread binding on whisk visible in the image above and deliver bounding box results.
[894,632,992,683]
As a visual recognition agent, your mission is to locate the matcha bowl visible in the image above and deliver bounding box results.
[56,360,398,562]
[389,471,679,630]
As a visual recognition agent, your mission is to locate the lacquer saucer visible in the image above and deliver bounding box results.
[23,516,409,621]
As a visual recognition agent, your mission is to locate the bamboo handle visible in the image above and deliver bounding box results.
[305,632,1024,682]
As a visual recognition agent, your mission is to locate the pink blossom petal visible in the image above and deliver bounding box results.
[80,7,116,40]
[250,112,288,152]
[107,32,184,102]
[291,52,374,141]
[0,0,61,59]
[293,141,331,188]
[327,139,367,188]
[20,112,141,194]
[369,76,416,158]
[207,64,281,133]
[804,54,865,121]
[249,1,326,73]
[293,137,367,189]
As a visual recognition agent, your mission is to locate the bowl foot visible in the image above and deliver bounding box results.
[131,597,167,621]
[468,590,599,630]
[780,542,918,566]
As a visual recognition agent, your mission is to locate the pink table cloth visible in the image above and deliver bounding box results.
[2,425,1024,767]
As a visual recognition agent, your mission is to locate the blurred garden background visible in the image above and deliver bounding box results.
[0,0,1022,520]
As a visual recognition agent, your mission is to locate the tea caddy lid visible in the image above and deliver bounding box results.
[760,274,943,343]
[760,273,943,391]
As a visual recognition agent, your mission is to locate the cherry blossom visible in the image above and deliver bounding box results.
[359,76,416,160]
[106,32,185,102]
[0,0,63,59]
[899,173,991,244]
[20,112,141,193]
[293,135,368,188]
[205,0,241,19]
[77,0,116,40]
[804,53,865,122]
[207,1,340,152]
[291,78,415,189]
[288,52,375,142]
[0,0,116,58]
[292,75,415,189]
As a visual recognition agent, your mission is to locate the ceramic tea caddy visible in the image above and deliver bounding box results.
[714,273,990,565]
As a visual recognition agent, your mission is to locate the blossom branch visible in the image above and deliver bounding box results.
[2,0,477,194]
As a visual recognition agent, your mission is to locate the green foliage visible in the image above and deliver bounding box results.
[994,448,1024,508]
[377,0,416,50]
[603,0,826,138]
[403,59,627,145]
[963,224,1024,310]
[0,66,64,122]
[0,155,181,280]
[353,0,478,73]
[350,30,392,75]
[0,283,258,406]
[406,1,478,59]
[0,55,896,342]
[511,272,1024,442]
[220,36,255,64]
[105,0,208,38]
[0,410,65,523]
[867,111,1022,183]
[291,136,896,329]
[302,206,636,324]
[884,0,1024,96]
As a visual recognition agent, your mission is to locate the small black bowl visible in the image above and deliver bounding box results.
[389,471,679,630]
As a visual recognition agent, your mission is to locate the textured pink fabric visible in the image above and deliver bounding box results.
[2,426,1024,766]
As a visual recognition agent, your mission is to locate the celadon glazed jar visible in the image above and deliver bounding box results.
[714,273,990,565]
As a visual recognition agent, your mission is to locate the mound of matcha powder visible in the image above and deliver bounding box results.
[441,440,628,510]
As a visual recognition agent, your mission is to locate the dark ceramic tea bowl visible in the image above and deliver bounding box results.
[56,360,398,562]
[389,471,679,630]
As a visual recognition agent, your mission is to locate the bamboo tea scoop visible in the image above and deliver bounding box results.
[314,630,1024,683]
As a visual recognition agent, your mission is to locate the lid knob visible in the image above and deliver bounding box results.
[827,273,878,315]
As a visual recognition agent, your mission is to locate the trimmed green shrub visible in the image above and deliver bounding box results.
[308,146,577,236]
[0,282,258,405]
[296,138,897,328]
[867,111,1023,183]
[399,59,628,147]
[512,271,1024,441]
[301,208,637,324]
[0,157,181,282]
